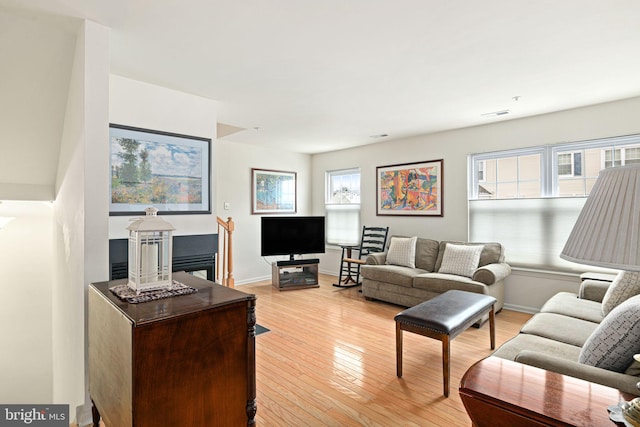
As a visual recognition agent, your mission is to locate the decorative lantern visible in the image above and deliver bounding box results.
[127,207,175,294]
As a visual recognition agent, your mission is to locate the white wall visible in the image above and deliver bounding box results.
[216,139,312,284]
[311,96,640,311]
[108,75,219,237]
[108,79,314,285]
[0,201,54,403]
[53,20,110,426]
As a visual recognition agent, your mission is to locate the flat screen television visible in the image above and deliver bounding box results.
[261,216,325,260]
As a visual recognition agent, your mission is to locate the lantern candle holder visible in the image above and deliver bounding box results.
[127,207,175,294]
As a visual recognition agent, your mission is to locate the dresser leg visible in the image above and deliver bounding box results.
[91,399,101,427]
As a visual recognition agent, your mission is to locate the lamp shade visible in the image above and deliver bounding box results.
[560,164,640,271]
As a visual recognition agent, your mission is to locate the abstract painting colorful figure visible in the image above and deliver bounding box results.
[377,160,443,216]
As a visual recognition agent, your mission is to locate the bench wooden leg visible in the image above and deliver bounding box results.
[442,335,450,397]
[396,321,403,377]
[489,305,496,350]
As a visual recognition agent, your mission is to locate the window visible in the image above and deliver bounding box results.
[626,147,640,164]
[325,168,361,245]
[604,148,621,168]
[470,148,543,200]
[477,160,485,182]
[557,152,582,177]
[604,146,640,168]
[468,134,640,271]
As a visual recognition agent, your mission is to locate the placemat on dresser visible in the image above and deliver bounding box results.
[110,280,198,304]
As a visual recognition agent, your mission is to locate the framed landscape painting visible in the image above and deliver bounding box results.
[109,124,211,215]
[251,168,297,214]
[376,159,443,216]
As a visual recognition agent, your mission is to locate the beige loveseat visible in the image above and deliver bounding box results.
[360,237,511,322]
[492,275,640,395]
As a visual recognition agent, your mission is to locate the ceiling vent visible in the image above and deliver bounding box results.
[481,110,510,117]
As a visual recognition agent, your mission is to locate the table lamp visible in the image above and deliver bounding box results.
[560,163,640,426]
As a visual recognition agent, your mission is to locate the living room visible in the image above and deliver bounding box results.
[1,1,640,426]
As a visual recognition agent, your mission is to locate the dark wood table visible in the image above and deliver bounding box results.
[459,356,633,427]
[88,271,257,427]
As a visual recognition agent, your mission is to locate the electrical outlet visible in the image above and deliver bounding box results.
[224,202,230,210]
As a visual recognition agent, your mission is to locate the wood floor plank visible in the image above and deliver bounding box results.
[245,274,532,427]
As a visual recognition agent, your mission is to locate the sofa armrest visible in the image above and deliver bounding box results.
[579,279,612,302]
[366,252,387,265]
[515,350,640,395]
[472,263,511,285]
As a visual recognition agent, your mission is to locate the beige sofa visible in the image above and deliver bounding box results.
[492,276,640,395]
[360,237,511,322]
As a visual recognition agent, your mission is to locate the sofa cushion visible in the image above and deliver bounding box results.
[520,312,600,347]
[437,243,483,278]
[434,241,503,270]
[579,294,640,373]
[360,264,427,288]
[539,292,605,323]
[385,236,417,268]
[492,333,582,362]
[602,271,640,316]
[414,238,440,272]
[413,273,487,294]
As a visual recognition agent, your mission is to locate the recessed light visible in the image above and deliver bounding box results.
[481,110,510,117]
[370,134,389,139]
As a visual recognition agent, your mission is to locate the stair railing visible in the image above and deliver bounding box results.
[216,216,235,288]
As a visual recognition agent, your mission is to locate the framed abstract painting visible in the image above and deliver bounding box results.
[251,168,297,214]
[376,159,443,216]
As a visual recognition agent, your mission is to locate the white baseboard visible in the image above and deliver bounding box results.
[502,303,538,314]
[234,275,271,286]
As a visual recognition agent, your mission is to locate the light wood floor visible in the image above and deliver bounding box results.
[245,274,531,427]
[92,274,531,426]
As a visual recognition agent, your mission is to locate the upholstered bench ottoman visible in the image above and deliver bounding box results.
[394,290,496,397]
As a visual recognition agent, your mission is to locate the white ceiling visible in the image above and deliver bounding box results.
[1,0,640,166]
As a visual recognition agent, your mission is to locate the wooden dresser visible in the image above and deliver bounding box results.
[88,271,256,426]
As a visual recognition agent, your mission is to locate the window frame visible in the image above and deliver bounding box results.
[556,151,582,178]
[469,134,640,200]
[325,167,361,246]
[602,145,640,169]
[325,167,361,204]
[477,160,486,182]
[468,146,547,200]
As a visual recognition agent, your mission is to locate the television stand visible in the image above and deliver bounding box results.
[272,260,319,291]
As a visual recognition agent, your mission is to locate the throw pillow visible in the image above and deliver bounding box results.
[579,294,640,373]
[437,243,483,278]
[385,236,417,268]
[601,271,640,316]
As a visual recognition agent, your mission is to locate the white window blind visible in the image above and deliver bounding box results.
[325,168,360,245]
[469,197,586,271]
[326,204,360,245]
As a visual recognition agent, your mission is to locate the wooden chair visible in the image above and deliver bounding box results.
[334,226,389,288]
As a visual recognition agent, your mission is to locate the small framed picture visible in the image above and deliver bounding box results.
[251,168,297,214]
